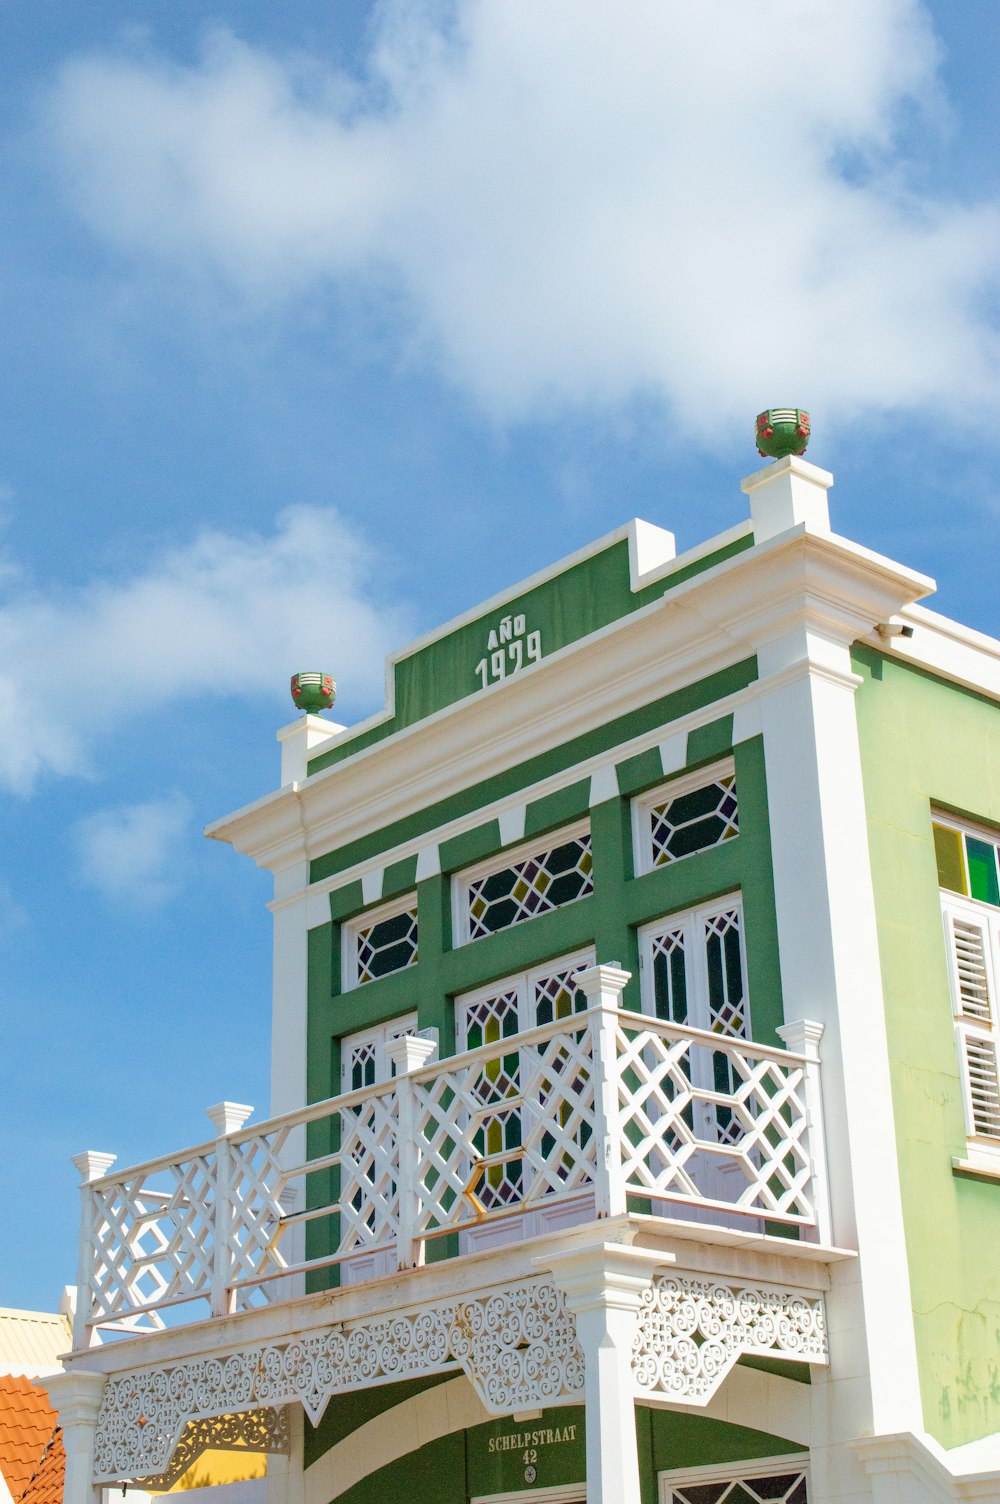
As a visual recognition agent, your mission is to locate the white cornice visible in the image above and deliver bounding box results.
[207,524,933,873]
[859,601,1000,705]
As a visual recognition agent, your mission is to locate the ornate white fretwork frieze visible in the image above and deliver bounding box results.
[133,1406,289,1490]
[450,1280,583,1412]
[631,1274,828,1405]
[92,1278,583,1481]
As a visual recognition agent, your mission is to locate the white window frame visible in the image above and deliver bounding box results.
[342,892,419,993]
[455,947,597,1048]
[940,891,1000,1162]
[658,1454,809,1503]
[452,819,593,948]
[339,1012,420,1093]
[637,892,749,1034]
[631,757,738,878]
[454,948,596,1221]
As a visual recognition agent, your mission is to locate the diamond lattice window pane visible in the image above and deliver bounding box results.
[466,833,593,939]
[649,775,739,867]
[356,906,418,984]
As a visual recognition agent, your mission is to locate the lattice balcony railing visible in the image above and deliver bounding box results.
[72,981,830,1347]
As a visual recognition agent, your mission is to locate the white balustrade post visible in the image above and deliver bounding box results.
[70,1151,116,1350]
[776,1019,832,1246]
[574,965,631,1220]
[39,1369,105,1504]
[206,1102,254,1317]
[385,1035,437,1270]
[545,1243,661,1504]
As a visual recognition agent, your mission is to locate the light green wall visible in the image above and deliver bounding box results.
[311,1392,804,1503]
[853,645,1000,1448]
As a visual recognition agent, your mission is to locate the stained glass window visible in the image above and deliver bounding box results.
[456,953,593,1208]
[346,899,418,987]
[461,827,593,942]
[634,763,739,876]
[642,899,749,1151]
[664,1465,807,1504]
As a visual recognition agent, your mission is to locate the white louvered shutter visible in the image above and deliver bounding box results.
[944,905,1000,1140]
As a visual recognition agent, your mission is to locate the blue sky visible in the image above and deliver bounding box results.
[2,0,998,1314]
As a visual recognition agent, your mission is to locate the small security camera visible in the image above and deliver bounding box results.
[875,621,914,640]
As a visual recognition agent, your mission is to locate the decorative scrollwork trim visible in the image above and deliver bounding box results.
[632,1274,828,1405]
[132,1406,289,1490]
[93,1279,583,1481]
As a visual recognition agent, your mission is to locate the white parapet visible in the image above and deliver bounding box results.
[276,715,347,785]
[741,455,834,541]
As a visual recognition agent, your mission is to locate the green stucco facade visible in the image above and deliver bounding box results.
[303,1390,804,1504]
[306,530,753,778]
[854,645,1000,1448]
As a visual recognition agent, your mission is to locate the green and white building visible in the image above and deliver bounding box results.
[46,449,1000,1504]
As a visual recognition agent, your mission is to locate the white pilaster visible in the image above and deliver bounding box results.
[271,861,311,1118]
[40,1370,105,1504]
[545,1243,656,1504]
[754,622,923,1465]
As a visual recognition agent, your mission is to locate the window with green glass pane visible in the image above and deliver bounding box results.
[933,819,1000,909]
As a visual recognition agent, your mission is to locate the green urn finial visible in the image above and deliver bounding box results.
[755,407,811,459]
[290,671,336,714]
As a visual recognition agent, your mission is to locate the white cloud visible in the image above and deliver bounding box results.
[74,793,192,908]
[0,506,406,793]
[42,0,1000,425]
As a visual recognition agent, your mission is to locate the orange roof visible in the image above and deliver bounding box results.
[19,1428,63,1504]
[0,1376,62,1504]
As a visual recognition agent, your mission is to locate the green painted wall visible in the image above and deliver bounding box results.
[313,1392,804,1503]
[304,699,784,1270]
[853,646,1000,1448]
[307,532,753,778]
[307,731,783,1105]
[309,660,757,886]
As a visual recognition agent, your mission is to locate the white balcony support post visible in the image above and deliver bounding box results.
[777,1019,832,1246]
[545,1243,659,1504]
[39,1370,105,1504]
[206,1102,253,1317]
[70,1151,116,1350]
[265,1404,304,1504]
[575,965,631,1219]
[385,1036,437,1270]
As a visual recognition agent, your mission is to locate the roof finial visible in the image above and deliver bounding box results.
[290,672,336,714]
[755,407,811,459]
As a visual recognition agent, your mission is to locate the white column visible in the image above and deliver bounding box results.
[385,1033,438,1270]
[546,1243,659,1504]
[574,964,631,1220]
[40,1370,105,1504]
[70,1151,117,1351]
[206,1101,254,1317]
[265,1405,304,1504]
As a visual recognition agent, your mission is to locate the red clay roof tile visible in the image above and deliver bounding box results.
[0,1375,63,1504]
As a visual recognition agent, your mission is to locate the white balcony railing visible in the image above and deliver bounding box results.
[72,997,830,1348]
